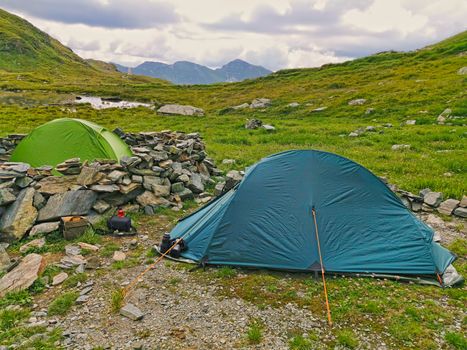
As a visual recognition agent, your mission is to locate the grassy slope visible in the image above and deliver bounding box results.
[0,11,466,350]
[0,29,465,197]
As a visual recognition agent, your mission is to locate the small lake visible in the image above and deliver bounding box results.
[75,96,153,109]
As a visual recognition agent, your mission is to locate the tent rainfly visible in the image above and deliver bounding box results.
[10,118,132,168]
[169,150,460,286]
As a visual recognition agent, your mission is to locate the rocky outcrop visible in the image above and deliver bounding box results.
[157,104,204,116]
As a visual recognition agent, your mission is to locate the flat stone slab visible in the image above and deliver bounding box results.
[0,187,37,241]
[19,238,46,253]
[120,303,144,321]
[37,176,78,195]
[37,190,97,222]
[0,253,45,297]
[52,272,68,286]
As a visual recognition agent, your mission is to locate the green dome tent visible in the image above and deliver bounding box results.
[169,150,460,286]
[10,118,132,168]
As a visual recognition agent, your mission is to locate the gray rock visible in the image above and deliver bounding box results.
[178,188,194,201]
[92,200,110,214]
[405,120,416,125]
[171,182,185,193]
[232,103,250,110]
[77,166,101,187]
[222,159,236,165]
[157,104,204,116]
[152,184,171,197]
[437,199,460,215]
[457,67,467,75]
[453,207,467,218]
[0,246,10,272]
[459,195,467,208]
[365,126,376,132]
[0,188,37,241]
[188,173,204,194]
[391,144,411,151]
[424,192,443,207]
[287,102,299,107]
[214,182,225,196]
[90,184,120,193]
[76,295,89,304]
[37,176,78,195]
[143,205,154,215]
[245,119,262,129]
[37,190,97,222]
[348,98,367,105]
[250,98,271,108]
[33,192,46,210]
[29,222,60,236]
[120,303,144,321]
[419,188,432,198]
[107,170,126,183]
[437,108,451,124]
[52,272,68,286]
[0,188,16,206]
[311,106,327,112]
[15,176,33,188]
[262,124,276,131]
[224,170,243,191]
[132,175,143,184]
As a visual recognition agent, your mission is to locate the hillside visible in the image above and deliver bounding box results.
[0,9,466,350]
[115,59,272,84]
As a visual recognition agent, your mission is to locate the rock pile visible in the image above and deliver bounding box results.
[0,134,25,162]
[395,187,466,218]
[0,129,238,242]
[245,119,275,131]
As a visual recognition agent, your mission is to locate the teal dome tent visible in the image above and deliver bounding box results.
[10,118,132,168]
[169,150,458,286]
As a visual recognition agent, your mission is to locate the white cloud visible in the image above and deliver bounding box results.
[1,0,465,70]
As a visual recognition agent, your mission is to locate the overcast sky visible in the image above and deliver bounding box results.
[1,0,466,70]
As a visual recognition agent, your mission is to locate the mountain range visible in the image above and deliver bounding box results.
[114,59,272,85]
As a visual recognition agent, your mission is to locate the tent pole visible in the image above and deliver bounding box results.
[312,208,333,327]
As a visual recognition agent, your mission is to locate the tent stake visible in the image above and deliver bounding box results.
[312,208,333,327]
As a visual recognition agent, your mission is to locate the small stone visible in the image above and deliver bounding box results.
[113,251,126,262]
[348,98,367,105]
[92,200,110,214]
[77,242,99,251]
[262,124,275,131]
[405,119,416,125]
[391,144,411,151]
[65,245,81,256]
[52,272,68,286]
[120,303,144,320]
[459,195,467,208]
[90,184,120,193]
[171,182,185,193]
[19,238,46,253]
[80,286,93,295]
[76,295,89,304]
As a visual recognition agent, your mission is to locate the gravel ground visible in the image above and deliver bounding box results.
[24,213,465,350]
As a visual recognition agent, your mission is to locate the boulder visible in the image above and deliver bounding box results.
[19,238,46,253]
[157,104,204,116]
[437,199,460,215]
[424,192,443,207]
[458,67,467,75]
[37,176,78,195]
[37,190,97,222]
[120,303,144,321]
[0,253,45,297]
[187,173,204,194]
[29,222,60,236]
[0,188,16,206]
[250,98,271,108]
[0,188,37,241]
